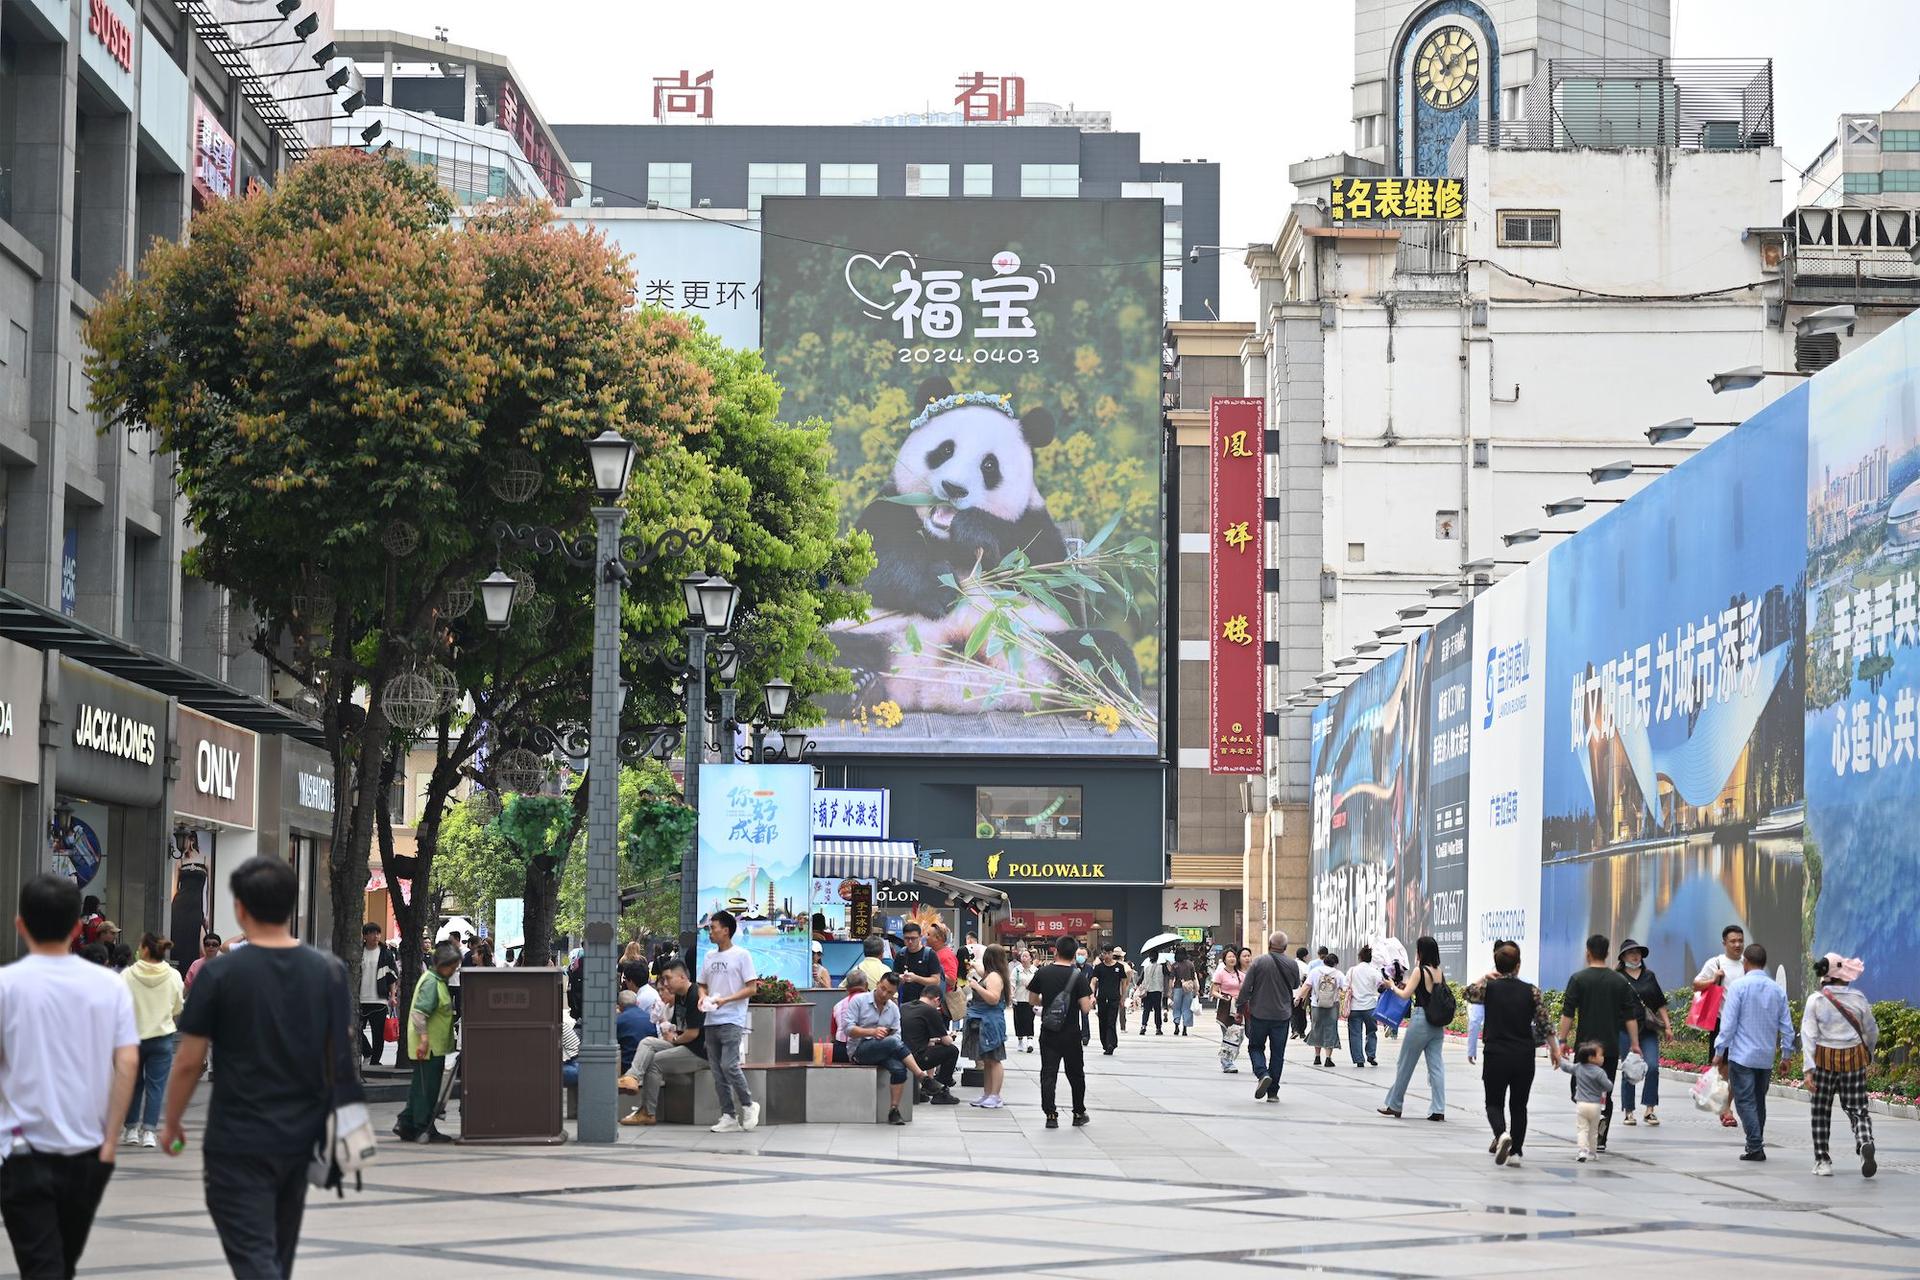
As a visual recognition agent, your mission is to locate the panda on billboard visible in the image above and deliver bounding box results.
[833,375,1139,714]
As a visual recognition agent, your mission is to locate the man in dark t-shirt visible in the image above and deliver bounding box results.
[891,923,944,1005]
[1092,951,1128,1055]
[163,857,359,1280]
[900,988,959,1099]
[1556,933,1640,1155]
[1028,938,1095,1127]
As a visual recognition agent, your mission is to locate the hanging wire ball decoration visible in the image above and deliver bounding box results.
[519,593,555,632]
[503,562,536,609]
[291,571,337,624]
[381,520,421,558]
[381,670,440,733]
[419,661,461,715]
[491,747,547,795]
[205,600,243,658]
[440,580,475,620]
[465,788,502,825]
[487,449,544,505]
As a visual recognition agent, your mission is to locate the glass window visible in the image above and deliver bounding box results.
[963,163,993,196]
[647,161,691,208]
[747,161,805,212]
[819,162,877,196]
[905,162,949,197]
[976,787,1081,841]
[1843,172,1882,194]
[1020,163,1079,197]
[1883,169,1920,191]
[1881,130,1920,152]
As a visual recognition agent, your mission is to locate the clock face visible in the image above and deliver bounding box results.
[1415,25,1480,109]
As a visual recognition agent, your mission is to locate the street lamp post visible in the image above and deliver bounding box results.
[668,573,741,962]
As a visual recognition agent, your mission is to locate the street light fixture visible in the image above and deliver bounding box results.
[478,569,518,630]
[694,574,742,634]
[1500,528,1573,547]
[1707,366,1809,395]
[1795,305,1855,338]
[763,677,795,722]
[1396,604,1428,620]
[1543,496,1624,518]
[586,429,638,500]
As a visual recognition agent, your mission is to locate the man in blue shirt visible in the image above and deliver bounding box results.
[1712,942,1796,1161]
[845,973,940,1125]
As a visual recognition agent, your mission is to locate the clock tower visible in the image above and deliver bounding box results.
[1350,0,1672,176]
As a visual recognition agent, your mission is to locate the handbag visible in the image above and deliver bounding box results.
[1813,991,1874,1073]
[383,1013,399,1043]
[1374,988,1411,1028]
[943,985,968,1021]
[1684,983,1725,1032]
[311,970,378,1196]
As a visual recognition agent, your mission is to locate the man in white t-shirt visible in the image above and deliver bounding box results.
[1345,946,1384,1067]
[1693,924,1747,1129]
[0,875,139,1278]
[698,910,760,1134]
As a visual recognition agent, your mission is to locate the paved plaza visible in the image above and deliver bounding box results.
[80,1027,1915,1278]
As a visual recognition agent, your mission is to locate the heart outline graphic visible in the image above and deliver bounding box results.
[844,249,919,320]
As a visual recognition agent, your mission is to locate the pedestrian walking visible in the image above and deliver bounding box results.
[1615,939,1669,1127]
[1138,951,1166,1035]
[395,944,460,1144]
[0,875,138,1280]
[1692,922,1747,1129]
[1476,940,1549,1169]
[1291,947,1312,1040]
[699,909,761,1134]
[1345,946,1382,1067]
[1074,945,1094,1046]
[1169,948,1198,1035]
[1304,951,1347,1067]
[1552,933,1641,1153]
[1558,1041,1611,1162]
[1028,938,1094,1129]
[160,856,361,1280]
[1712,942,1795,1162]
[1211,948,1246,1073]
[1801,953,1878,1178]
[1010,946,1036,1052]
[121,934,185,1150]
[1092,947,1128,1054]
[965,944,1010,1108]
[1379,936,1452,1121]
[357,922,396,1067]
[1240,932,1303,1103]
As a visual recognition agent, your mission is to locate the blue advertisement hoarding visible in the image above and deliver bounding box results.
[694,763,813,989]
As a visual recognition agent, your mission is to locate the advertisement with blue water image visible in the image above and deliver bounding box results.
[1804,318,1920,1004]
[1540,389,1808,998]
[695,764,814,990]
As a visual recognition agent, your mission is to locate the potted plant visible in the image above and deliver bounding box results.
[746,974,815,1065]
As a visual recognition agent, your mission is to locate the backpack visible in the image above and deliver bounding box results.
[1315,968,1340,1007]
[1040,971,1077,1036]
[1422,969,1457,1027]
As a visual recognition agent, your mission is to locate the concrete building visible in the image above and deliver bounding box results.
[1797,79,1920,208]
[0,0,336,955]
[552,119,1222,322]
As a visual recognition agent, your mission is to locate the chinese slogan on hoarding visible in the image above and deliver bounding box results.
[1330,177,1464,223]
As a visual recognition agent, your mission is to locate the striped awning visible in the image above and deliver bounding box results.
[813,839,919,881]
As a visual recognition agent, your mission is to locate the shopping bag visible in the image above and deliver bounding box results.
[1684,983,1725,1032]
[1689,1070,1729,1113]
[383,1014,399,1043]
[1374,989,1411,1029]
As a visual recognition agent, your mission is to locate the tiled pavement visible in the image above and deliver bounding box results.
[79,1023,1916,1277]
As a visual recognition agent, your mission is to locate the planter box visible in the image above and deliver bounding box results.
[746,1002,815,1066]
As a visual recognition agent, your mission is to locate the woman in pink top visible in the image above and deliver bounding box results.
[1212,948,1248,1074]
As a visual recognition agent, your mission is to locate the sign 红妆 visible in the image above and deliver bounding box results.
[1330,177,1464,224]
[175,707,257,830]
[811,787,889,839]
[1210,397,1265,774]
[58,660,165,807]
[1162,888,1219,927]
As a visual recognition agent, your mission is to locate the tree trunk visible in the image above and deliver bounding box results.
[521,854,560,967]
[328,689,392,994]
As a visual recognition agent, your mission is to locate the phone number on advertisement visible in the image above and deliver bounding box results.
[897,347,1042,366]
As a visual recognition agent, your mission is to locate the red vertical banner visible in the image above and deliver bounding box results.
[1209,397,1265,774]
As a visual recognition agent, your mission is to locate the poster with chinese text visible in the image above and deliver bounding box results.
[695,763,813,990]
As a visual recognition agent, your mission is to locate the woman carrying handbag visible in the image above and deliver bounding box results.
[1378,936,1452,1121]
[1212,949,1246,1073]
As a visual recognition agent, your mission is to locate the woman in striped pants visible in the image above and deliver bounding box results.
[1799,953,1879,1179]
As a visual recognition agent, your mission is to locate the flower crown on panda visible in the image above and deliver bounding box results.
[910,391,1017,432]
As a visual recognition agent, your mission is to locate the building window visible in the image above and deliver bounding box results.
[905,162,949,197]
[647,161,691,208]
[1020,163,1079,197]
[1842,172,1883,194]
[1497,210,1560,247]
[1347,542,1365,563]
[1884,130,1920,152]
[1883,169,1920,192]
[962,163,993,196]
[976,786,1081,840]
[819,162,877,196]
[747,161,805,211]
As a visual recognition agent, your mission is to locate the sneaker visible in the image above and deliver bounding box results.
[1427,1113,1445,1122]
[968,1096,989,1107]
[981,1096,1004,1109]
[1367,1058,1379,1066]
[619,1107,656,1126]
[1044,1113,1059,1129]
[1576,1150,1590,1163]
[888,1108,906,1126]
[1813,1160,1834,1177]
[1495,1134,1513,1166]
[1312,1056,1322,1066]
[710,1114,742,1134]
[140,1128,157,1149]
[1596,1141,1607,1153]
[120,1125,139,1146]
[1506,1156,1523,1169]
[1254,1076,1275,1100]
[1643,1108,1659,1127]
[931,1092,960,1106]
[1071,1112,1090,1127]
[1738,1149,1767,1162]
[740,1101,761,1132]
[1623,1111,1637,1126]
[616,1075,640,1095]
[423,1127,455,1144]
[1862,1142,1877,1178]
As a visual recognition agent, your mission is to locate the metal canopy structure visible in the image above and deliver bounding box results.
[177,0,318,162]
[0,588,325,747]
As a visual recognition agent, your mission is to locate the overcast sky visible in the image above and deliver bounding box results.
[338,0,1917,320]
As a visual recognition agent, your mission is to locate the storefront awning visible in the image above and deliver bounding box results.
[913,866,1007,913]
[813,838,918,881]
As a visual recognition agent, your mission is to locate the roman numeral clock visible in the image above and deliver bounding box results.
[1393,2,1499,177]
[1415,25,1479,110]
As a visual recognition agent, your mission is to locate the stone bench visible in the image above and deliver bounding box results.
[653,1061,916,1126]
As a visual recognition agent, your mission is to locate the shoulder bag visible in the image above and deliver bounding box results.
[311,966,378,1195]
[1813,991,1874,1073]
[1422,968,1457,1027]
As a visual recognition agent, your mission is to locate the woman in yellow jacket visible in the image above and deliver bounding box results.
[121,933,185,1148]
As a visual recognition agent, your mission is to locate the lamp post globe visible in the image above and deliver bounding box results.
[478,569,519,630]
[585,430,637,501]
[695,573,741,634]
[714,641,742,685]
[763,677,794,722]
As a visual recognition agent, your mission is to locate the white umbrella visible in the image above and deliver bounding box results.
[1140,932,1182,954]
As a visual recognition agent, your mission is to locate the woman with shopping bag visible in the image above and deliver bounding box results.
[1691,924,1746,1127]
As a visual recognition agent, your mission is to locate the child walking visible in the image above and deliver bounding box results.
[1559,1041,1611,1162]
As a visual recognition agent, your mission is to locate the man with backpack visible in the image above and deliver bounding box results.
[1027,937,1095,1130]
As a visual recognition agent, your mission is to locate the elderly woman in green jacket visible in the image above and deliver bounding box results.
[396,943,460,1144]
